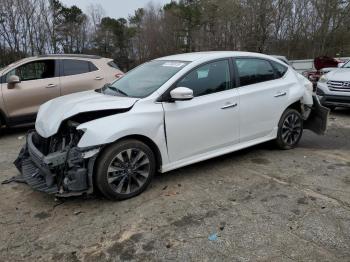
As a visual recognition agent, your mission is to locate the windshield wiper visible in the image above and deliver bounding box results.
[108,86,129,97]
[100,84,129,97]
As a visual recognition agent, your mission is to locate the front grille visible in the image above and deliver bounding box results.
[327,81,350,92]
[22,159,58,194]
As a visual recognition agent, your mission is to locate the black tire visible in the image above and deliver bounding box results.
[275,109,303,150]
[326,105,336,111]
[95,139,156,200]
[0,117,3,135]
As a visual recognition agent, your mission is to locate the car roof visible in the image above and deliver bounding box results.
[0,55,110,74]
[156,51,279,62]
[37,54,102,59]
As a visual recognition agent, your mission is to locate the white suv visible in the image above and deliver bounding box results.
[317,60,350,109]
[14,52,329,200]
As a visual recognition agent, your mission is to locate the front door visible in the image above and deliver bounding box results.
[2,59,60,123]
[163,59,239,163]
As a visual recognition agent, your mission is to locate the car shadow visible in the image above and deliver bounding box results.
[331,108,350,116]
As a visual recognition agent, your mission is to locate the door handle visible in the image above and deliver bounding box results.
[95,76,104,80]
[221,103,238,110]
[274,92,287,98]
[46,84,57,88]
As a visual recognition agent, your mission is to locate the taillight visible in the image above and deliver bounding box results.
[115,72,124,79]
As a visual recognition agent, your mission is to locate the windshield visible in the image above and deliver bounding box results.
[343,60,350,68]
[101,60,188,98]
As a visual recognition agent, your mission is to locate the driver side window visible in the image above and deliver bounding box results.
[176,60,232,97]
[6,60,56,83]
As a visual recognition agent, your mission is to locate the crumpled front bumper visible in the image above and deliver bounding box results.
[14,132,99,197]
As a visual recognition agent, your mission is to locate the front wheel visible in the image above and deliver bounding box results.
[95,139,156,200]
[275,109,303,150]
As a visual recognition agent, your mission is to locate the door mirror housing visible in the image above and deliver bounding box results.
[170,87,194,101]
[7,75,21,87]
[337,63,345,68]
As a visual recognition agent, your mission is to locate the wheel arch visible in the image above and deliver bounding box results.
[287,100,302,113]
[275,99,304,128]
[99,134,163,172]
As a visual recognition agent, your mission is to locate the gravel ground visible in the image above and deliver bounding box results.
[0,109,349,262]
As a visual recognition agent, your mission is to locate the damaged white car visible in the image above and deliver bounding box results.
[14,52,329,200]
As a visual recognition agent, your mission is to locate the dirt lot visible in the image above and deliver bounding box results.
[0,110,349,262]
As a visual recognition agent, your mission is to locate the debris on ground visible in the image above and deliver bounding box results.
[208,233,218,241]
[1,175,26,185]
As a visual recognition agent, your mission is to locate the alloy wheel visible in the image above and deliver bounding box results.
[281,113,302,146]
[107,148,150,194]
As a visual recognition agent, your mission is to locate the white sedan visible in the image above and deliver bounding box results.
[15,51,329,200]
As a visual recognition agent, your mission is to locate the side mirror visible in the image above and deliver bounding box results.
[170,87,194,101]
[337,63,345,68]
[7,75,21,88]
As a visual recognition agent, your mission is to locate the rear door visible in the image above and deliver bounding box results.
[2,59,60,122]
[59,59,105,96]
[234,57,290,142]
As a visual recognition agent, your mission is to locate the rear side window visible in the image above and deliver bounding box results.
[62,60,97,76]
[235,58,276,86]
[107,61,120,70]
[89,62,99,72]
[272,61,288,78]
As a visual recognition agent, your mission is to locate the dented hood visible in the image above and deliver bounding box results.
[36,90,139,138]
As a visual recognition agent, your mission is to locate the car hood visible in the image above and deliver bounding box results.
[36,90,139,138]
[326,68,350,81]
[314,56,339,71]
[320,67,338,73]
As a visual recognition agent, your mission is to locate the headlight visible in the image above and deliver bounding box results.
[319,75,328,83]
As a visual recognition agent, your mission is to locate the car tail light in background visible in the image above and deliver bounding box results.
[115,72,124,79]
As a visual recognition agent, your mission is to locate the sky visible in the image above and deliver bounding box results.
[60,0,172,19]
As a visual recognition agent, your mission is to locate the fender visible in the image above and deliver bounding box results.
[76,101,170,166]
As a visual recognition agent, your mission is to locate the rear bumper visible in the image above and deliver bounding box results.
[14,132,99,197]
[304,95,330,135]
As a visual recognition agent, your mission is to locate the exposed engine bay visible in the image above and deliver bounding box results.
[14,120,101,197]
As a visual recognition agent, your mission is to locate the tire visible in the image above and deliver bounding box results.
[275,109,303,150]
[326,105,336,111]
[0,117,3,135]
[95,139,156,200]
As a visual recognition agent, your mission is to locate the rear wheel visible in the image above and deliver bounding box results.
[276,109,303,150]
[95,139,156,200]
